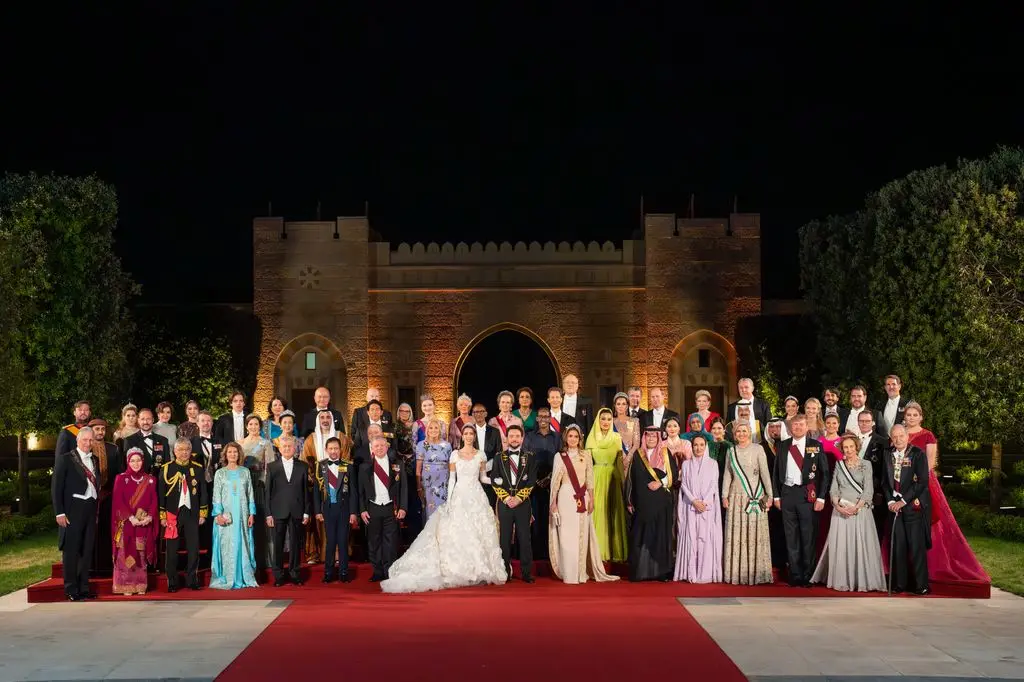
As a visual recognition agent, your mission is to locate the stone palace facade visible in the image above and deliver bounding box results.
[252,213,764,423]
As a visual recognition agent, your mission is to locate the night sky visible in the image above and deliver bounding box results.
[4,6,1021,304]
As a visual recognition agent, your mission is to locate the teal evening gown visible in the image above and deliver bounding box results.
[210,467,258,589]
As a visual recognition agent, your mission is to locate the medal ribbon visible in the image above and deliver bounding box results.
[729,448,765,514]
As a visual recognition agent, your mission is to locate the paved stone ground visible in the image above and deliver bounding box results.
[2,587,1022,681]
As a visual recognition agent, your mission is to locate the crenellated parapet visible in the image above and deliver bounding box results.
[381,240,630,265]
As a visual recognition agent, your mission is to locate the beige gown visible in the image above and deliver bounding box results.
[548,450,620,585]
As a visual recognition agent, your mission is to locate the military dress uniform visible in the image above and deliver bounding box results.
[158,459,209,591]
[491,447,538,582]
[313,457,359,582]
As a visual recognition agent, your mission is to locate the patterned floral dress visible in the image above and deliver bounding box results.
[416,440,453,521]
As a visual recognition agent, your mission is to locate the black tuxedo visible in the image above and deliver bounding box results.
[564,395,594,436]
[214,412,247,444]
[822,406,850,433]
[158,459,209,589]
[190,435,224,487]
[842,407,884,439]
[878,397,910,437]
[857,432,889,535]
[627,407,647,423]
[547,411,576,439]
[771,437,831,584]
[469,423,503,506]
[727,397,772,426]
[640,407,681,435]
[52,449,100,597]
[313,458,359,579]
[121,431,171,474]
[301,407,346,438]
[882,444,931,592]
[491,448,538,579]
[265,457,312,581]
[350,406,395,448]
[359,453,408,578]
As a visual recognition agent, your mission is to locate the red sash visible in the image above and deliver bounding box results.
[80,456,98,490]
[788,444,816,502]
[560,453,587,513]
[551,415,561,433]
[325,463,339,488]
[373,459,390,488]
[496,416,508,438]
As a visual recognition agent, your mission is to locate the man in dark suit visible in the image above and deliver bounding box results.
[122,408,171,474]
[546,388,577,437]
[469,403,503,506]
[214,391,248,443]
[300,385,346,438]
[359,434,408,581]
[491,425,538,583]
[639,387,680,435]
[626,386,647,422]
[190,411,222,558]
[53,427,101,600]
[883,424,931,594]
[880,374,911,436]
[822,387,849,433]
[352,398,394,450]
[727,377,772,427]
[854,410,889,536]
[313,436,359,583]
[771,414,830,587]
[55,400,92,461]
[86,418,118,575]
[561,374,594,437]
[265,436,312,586]
[844,385,884,437]
[350,389,394,448]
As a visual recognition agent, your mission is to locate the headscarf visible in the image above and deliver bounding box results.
[313,412,337,461]
[641,426,667,470]
[585,407,622,453]
[124,446,146,473]
[680,413,712,444]
[763,418,785,451]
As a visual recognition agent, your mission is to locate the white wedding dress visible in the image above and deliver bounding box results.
[381,450,508,593]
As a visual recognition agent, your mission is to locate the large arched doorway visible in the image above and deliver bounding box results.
[454,324,560,417]
[668,330,737,419]
[274,333,347,419]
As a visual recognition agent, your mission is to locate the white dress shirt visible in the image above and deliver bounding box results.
[507,450,520,485]
[72,449,98,502]
[563,394,578,418]
[651,406,665,428]
[282,456,294,482]
[232,411,245,441]
[845,407,865,435]
[372,454,392,505]
[883,397,900,433]
[784,436,806,487]
[178,470,192,510]
[859,432,872,458]
[475,423,491,471]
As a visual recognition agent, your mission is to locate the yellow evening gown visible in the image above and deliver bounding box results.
[587,429,628,562]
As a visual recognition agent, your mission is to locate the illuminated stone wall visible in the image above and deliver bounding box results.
[252,213,761,421]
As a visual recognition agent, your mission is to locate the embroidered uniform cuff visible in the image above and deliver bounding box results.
[494,488,509,501]
[199,507,208,519]
[159,510,167,521]
[516,487,533,500]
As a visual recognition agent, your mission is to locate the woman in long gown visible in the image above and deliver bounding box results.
[721,423,774,585]
[688,389,721,433]
[489,390,524,451]
[816,413,844,555]
[548,424,620,585]
[447,395,473,448]
[674,434,722,583]
[626,427,679,581]
[811,434,885,591]
[111,448,158,595]
[210,442,258,590]
[903,401,989,585]
[381,424,507,593]
[416,419,453,521]
[414,393,448,445]
[586,408,628,562]
[611,393,641,474]
[241,416,275,571]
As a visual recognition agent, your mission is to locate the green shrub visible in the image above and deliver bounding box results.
[1011,461,1024,480]
[949,499,1024,543]
[0,505,56,545]
[1007,487,1024,509]
[956,465,990,485]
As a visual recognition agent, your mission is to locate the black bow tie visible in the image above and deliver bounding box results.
[509,450,520,455]
[327,460,340,466]
[202,436,211,442]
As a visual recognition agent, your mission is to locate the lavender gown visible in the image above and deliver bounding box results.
[674,454,723,583]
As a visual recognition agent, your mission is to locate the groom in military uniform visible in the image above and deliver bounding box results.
[491,424,538,583]
[314,436,359,583]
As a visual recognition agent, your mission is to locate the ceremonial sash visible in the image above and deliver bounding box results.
[836,460,863,497]
[550,415,561,432]
[560,453,587,513]
[373,460,390,488]
[729,449,764,514]
[789,444,817,502]
[325,463,339,489]
[637,447,673,493]
[496,416,509,438]
[79,455,98,490]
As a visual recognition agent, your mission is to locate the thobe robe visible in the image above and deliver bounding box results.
[673,454,723,583]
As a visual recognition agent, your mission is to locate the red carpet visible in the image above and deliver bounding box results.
[214,579,747,682]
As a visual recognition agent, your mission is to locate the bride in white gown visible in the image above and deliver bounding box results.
[382,424,508,593]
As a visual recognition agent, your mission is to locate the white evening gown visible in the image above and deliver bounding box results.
[382,451,507,593]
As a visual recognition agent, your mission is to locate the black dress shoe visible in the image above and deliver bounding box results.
[322,574,335,584]
[523,575,536,584]
[292,577,304,586]
[168,586,178,593]
[912,587,930,596]
[340,573,352,583]
[189,583,201,591]
[66,593,84,602]
[273,578,286,587]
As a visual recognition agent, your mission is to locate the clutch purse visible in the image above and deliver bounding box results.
[839,498,855,508]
